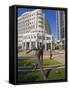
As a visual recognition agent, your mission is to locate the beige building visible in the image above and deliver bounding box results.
[18,9,52,50]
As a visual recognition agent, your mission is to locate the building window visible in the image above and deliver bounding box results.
[38,25,43,28]
[34,36,36,38]
[23,43,25,47]
[60,28,64,39]
[38,16,43,20]
[38,21,43,24]
[47,37,51,40]
[47,43,51,50]
[31,36,33,38]
[31,42,35,49]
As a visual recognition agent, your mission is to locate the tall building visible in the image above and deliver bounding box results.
[18,9,52,50]
[45,16,51,35]
[57,11,65,48]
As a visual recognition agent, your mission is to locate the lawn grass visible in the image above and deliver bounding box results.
[48,68,65,80]
[17,59,35,66]
[17,58,61,67]
[43,59,61,65]
[17,68,65,82]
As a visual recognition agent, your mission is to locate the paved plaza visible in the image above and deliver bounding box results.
[44,50,65,64]
[18,50,65,65]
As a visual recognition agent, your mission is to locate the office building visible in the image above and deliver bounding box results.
[18,9,52,50]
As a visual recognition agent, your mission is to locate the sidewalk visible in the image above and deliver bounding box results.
[43,50,65,64]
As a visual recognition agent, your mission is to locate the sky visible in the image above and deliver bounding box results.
[17,8,57,38]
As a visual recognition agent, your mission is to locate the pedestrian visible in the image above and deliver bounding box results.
[50,50,52,59]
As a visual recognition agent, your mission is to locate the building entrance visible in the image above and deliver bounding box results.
[26,42,29,49]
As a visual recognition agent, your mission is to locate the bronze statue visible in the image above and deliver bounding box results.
[35,44,45,67]
[26,44,45,67]
[26,44,46,80]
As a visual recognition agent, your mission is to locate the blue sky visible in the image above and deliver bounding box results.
[18,8,57,38]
